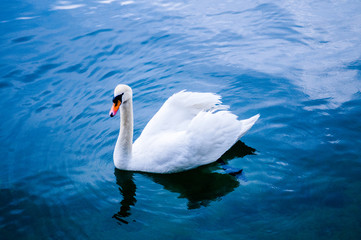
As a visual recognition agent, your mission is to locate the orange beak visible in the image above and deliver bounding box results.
[109,100,120,117]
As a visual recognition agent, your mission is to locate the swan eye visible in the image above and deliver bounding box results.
[113,93,123,105]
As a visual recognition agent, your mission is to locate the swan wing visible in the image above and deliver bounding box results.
[140,91,227,136]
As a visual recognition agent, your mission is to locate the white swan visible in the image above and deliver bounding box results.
[109,84,259,173]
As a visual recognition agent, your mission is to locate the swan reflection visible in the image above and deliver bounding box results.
[112,171,136,224]
[113,141,255,224]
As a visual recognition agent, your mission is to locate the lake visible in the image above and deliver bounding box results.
[1,0,361,239]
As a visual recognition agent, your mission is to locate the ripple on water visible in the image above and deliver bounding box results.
[71,28,113,41]
[0,81,13,88]
[21,63,62,83]
[11,35,35,43]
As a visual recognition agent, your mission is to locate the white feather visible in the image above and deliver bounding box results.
[111,84,260,173]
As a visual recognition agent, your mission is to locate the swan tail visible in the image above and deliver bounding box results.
[238,114,260,139]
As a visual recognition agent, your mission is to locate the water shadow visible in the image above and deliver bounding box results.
[112,141,256,224]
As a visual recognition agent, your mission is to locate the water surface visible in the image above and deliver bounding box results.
[1,0,361,239]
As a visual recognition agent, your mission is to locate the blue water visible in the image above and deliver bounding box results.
[1,0,361,239]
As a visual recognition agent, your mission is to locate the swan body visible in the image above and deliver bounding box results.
[109,84,259,174]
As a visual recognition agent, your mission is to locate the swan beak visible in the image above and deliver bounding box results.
[109,101,120,117]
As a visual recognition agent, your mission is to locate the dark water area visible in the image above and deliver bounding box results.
[1,0,361,239]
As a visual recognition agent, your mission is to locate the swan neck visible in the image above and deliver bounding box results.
[114,99,133,168]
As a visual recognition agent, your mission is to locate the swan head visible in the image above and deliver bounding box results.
[109,84,132,117]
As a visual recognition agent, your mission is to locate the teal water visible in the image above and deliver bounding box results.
[1,0,361,239]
